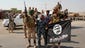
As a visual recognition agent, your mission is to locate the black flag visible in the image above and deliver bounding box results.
[47,20,71,43]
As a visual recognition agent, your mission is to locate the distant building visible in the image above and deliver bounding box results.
[79,12,85,16]
[68,12,79,17]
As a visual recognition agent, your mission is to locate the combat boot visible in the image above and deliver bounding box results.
[27,39,31,48]
[34,39,36,48]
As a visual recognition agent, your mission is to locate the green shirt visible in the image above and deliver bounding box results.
[29,10,34,16]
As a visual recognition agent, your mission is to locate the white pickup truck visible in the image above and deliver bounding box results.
[2,14,23,27]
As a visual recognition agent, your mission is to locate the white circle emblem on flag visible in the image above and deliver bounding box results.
[53,24,62,35]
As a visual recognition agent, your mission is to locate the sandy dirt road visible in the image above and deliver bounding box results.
[0,20,85,48]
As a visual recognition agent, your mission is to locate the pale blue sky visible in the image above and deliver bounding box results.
[0,0,85,12]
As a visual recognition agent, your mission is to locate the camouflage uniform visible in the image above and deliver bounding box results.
[52,14,60,23]
[8,13,14,33]
[63,9,68,19]
[27,9,36,47]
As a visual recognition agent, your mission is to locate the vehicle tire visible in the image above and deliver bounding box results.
[13,23,16,29]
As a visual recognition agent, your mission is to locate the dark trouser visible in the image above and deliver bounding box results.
[37,27,47,48]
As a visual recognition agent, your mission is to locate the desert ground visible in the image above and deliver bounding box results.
[0,20,85,48]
